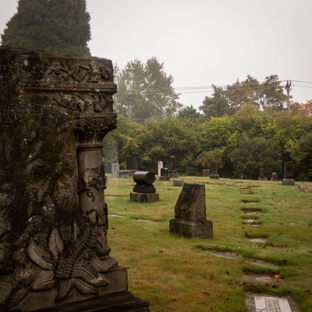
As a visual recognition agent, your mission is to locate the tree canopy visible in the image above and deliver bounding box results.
[114,58,182,122]
[200,75,287,118]
[1,0,91,55]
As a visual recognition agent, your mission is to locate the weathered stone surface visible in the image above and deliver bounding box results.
[170,219,213,238]
[271,172,278,181]
[284,161,294,179]
[0,47,149,311]
[168,155,178,178]
[126,156,138,170]
[159,168,170,181]
[130,192,159,202]
[282,179,295,186]
[202,169,210,177]
[169,183,213,238]
[173,180,184,187]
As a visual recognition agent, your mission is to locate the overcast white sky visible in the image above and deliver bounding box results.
[1,0,312,109]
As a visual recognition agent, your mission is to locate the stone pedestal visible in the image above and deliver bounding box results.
[170,219,213,238]
[282,179,295,186]
[30,292,149,312]
[173,180,184,187]
[130,192,159,203]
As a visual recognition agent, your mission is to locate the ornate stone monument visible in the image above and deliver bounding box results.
[210,162,219,179]
[0,47,149,311]
[282,161,295,186]
[130,171,159,203]
[169,184,213,238]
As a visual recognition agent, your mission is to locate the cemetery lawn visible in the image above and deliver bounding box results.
[105,177,312,312]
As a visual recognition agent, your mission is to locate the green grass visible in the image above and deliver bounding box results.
[105,177,312,311]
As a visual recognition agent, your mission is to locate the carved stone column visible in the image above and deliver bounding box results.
[0,47,149,311]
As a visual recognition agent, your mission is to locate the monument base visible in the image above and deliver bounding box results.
[210,174,219,179]
[30,291,150,312]
[17,266,131,311]
[158,176,170,181]
[282,178,295,186]
[130,192,159,203]
[173,180,184,187]
[169,218,213,238]
[169,171,179,178]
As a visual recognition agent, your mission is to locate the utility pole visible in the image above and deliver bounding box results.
[285,80,291,112]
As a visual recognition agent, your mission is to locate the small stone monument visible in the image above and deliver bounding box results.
[159,167,170,181]
[271,172,278,181]
[282,161,295,185]
[168,155,179,178]
[259,168,268,180]
[202,169,210,177]
[111,162,120,178]
[0,47,149,311]
[210,162,219,179]
[157,161,163,176]
[169,184,213,238]
[130,171,159,202]
[126,156,138,176]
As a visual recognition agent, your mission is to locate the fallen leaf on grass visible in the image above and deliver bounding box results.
[159,250,164,253]
[273,274,281,279]
[235,281,246,286]
[210,275,214,280]
[203,292,211,296]
[171,299,177,302]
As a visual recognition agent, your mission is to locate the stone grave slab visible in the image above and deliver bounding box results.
[245,294,300,312]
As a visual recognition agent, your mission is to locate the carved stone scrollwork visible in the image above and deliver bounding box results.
[75,117,117,144]
[53,93,114,113]
[46,62,113,83]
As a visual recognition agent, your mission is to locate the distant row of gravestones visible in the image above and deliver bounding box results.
[108,156,296,186]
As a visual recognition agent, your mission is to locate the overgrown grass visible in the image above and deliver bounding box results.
[105,177,312,311]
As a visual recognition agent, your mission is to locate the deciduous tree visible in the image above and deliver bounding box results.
[114,58,182,122]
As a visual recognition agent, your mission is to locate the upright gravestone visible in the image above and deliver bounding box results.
[210,162,219,179]
[111,162,120,178]
[259,168,267,180]
[126,156,138,176]
[157,161,163,177]
[0,47,149,311]
[168,155,179,178]
[202,169,210,177]
[159,167,170,181]
[169,184,213,238]
[282,161,295,185]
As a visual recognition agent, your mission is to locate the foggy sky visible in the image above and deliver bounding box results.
[1,0,312,109]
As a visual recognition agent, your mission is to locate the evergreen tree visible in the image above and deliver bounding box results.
[1,0,91,55]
